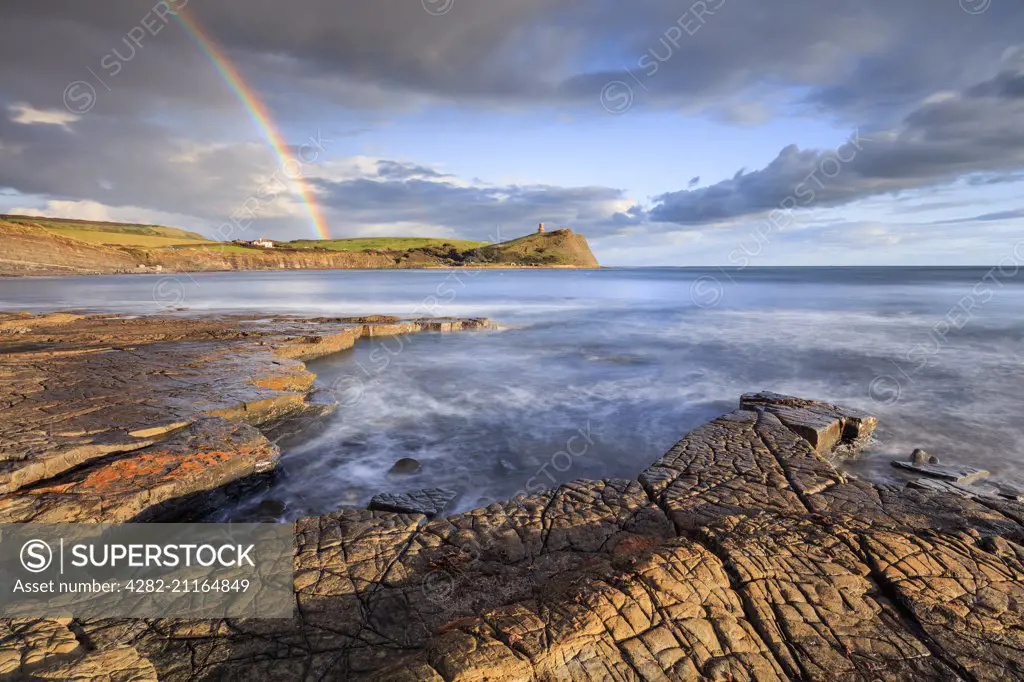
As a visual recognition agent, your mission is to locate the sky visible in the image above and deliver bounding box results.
[1,0,1023,265]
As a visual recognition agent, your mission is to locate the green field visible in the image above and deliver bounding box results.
[287,237,488,252]
[166,243,262,254]
[39,227,215,248]
[3,216,212,248]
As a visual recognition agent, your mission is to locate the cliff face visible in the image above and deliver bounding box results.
[464,228,600,267]
[146,246,401,272]
[0,221,600,276]
[0,222,139,275]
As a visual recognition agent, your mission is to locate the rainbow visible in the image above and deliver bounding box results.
[174,9,331,240]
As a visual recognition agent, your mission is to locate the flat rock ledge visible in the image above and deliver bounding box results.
[0,312,493,524]
[2,318,1024,681]
[369,488,458,518]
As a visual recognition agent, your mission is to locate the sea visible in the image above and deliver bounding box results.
[2,266,1021,519]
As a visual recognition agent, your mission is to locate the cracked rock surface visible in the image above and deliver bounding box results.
[2,317,1023,680]
[368,488,458,518]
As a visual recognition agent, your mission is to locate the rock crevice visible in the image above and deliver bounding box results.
[59,393,1022,680]
[2,316,1023,680]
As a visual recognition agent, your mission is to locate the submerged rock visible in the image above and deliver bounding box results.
[368,488,457,517]
[387,457,422,476]
[254,498,286,521]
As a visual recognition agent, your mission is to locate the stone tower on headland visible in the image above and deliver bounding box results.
[538,223,545,234]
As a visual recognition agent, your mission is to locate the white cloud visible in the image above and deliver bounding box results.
[8,103,80,129]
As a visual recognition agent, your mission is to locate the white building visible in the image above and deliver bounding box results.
[251,238,276,249]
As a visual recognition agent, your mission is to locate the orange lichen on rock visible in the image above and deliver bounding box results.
[0,418,278,523]
[0,313,492,524]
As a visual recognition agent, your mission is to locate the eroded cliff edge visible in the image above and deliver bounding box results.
[0,221,599,276]
[1,314,1023,681]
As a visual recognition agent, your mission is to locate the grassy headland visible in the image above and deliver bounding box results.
[288,237,488,252]
[0,215,599,276]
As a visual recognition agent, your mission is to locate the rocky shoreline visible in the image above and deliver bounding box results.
[0,312,493,524]
[1,313,1023,680]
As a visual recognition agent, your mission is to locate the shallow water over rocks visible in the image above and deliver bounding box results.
[2,266,1022,520]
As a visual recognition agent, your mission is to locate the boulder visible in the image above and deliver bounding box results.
[911,448,939,464]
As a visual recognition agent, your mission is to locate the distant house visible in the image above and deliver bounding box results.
[249,238,276,249]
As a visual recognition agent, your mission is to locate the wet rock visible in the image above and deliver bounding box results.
[909,477,980,499]
[6,317,1023,681]
[0,313,491,523]
[387,457,422,476]
[739,391,878,453]
[892,459,990,484]
[0,418,280,523]
[996,482,1024,502]
[254,497,286,520]
[43,397,1023,680]
[912,447,940,464]
[368,488,457,517]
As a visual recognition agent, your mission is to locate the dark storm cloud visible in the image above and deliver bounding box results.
[0,2,232,117]
[2,1,1023,119]
[2,1,1024,241]
[650,62,1024,225]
